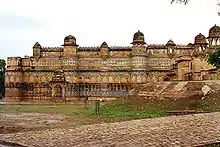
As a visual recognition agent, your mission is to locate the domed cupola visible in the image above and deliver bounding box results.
[165,39,176,58]
[62,35,78,46]
[131,30,146,45]
[194,33,208,45]
[166,39,176,47]
[207,24,220,39]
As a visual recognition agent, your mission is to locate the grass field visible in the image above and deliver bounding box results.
[1,93,220,120]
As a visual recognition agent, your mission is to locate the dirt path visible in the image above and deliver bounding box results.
[0,112,220,147]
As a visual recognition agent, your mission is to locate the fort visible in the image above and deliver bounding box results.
[4,24,220,103]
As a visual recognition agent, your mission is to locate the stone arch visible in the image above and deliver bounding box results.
[96,76,101,83]
[109,76,114,83]
[131,75,136,83]
[114,76,120,83]
[54,85,62,97]
[137,76,141,83]
[103,77,108,83]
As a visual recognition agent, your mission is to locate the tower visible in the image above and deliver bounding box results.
[190,33,209,80]
[165,39,176,58]
[130,30,147,84]
[100,41,109,59]
[62,35,78,57]
[33,42,41,58]
[193,33,208,57]
[5,57,23,102]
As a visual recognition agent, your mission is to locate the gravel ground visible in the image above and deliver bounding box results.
[0,112,220,147]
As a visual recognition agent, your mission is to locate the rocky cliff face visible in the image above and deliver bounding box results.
[129,81,220,99]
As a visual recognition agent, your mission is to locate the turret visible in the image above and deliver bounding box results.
[131,30,147,84]
[207,24,220,47]
[193,33,208,57]
[33,42,41,57]
[165,39,176,58]
[5,57,23,102]
[62,35,78,57]
[100,41,109,59]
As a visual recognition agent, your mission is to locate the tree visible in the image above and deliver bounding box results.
[0,59,6,98]
[208,49,220,69]
[171,0,189,5]
[171,0,220,16]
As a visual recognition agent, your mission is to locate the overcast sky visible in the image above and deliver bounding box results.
[0,0,220,60]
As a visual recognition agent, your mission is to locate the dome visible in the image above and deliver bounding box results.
[63,35,78,46]
[101,41,108,48]
[64,35,76,41]
[166,39,176,46]
[194,33,207,45]
[131,30,146,45]
[208,24,220,38]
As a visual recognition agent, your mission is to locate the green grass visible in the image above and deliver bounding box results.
[81,99,167,119]
[0,93,220,121]
[0,102,167,120]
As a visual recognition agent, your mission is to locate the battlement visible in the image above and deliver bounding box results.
[7,57,21,60]
[78,46,100,51]
[7,57,22,67]
[41,47,63,52]
[147,44,166,49]
[35,43,193,54]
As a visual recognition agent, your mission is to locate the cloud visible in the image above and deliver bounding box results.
[0,13,43,30]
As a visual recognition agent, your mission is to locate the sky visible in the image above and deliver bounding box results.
[0,0,220,60]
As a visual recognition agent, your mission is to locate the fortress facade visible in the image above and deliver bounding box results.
[5,25,220,102]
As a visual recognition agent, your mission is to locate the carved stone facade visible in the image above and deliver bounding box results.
[5,25,220,102]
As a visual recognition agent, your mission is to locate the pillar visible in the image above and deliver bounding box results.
[52,86,55,97]
[62,86,65,98]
